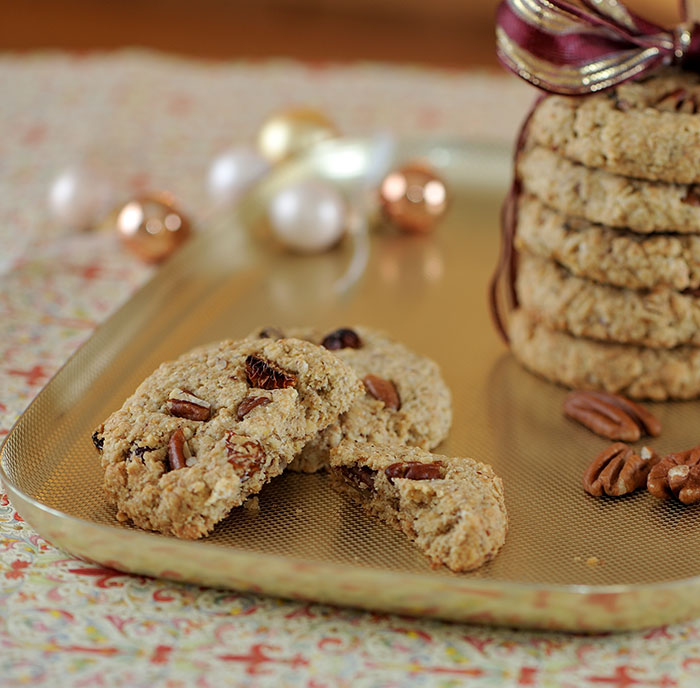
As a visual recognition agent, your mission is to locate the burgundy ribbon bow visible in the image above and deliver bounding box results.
[497,0,700,95]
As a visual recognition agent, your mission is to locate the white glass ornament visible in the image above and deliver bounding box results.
[48,163,116,230]
[207,146,270,206]
[268,179,346,253]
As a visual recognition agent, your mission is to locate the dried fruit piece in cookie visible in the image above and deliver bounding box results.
[648,444,700,505]
[96,337,363,539]
[250,326,452,473]
[583,443,661,498]
[322,328,362,350]
[329,441,507,572]
[563,390,660,441]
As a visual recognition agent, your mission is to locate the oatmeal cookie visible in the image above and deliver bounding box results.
[94,337,363,538]
[527,69,700,184]
[509,309,700,401]
[518,146,700,234]
[516,253,700,348]
[516,195,700,291]
[329,440,507,572]
[251,326,452,473]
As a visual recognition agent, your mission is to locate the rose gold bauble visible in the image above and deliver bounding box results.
[257,107,338,164]
[379,162,448,234]
[116,193,191,263]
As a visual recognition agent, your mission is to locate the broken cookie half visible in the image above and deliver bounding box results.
[329,440,507,572]
[94,337,363,539]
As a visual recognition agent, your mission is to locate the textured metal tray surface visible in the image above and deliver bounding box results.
[3,138,700,631]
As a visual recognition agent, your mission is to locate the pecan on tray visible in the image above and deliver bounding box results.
[563,390,661,442]
[583,443,661,498]
[647,444,700,505]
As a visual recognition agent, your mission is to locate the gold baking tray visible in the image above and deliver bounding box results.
[3,137,700,632]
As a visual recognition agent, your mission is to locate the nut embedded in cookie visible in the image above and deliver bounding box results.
[329,440,507,572]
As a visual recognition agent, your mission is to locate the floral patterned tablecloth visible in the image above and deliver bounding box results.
[1,52,698,687]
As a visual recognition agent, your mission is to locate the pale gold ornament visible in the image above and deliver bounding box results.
[116,192,191,263]
[379,162,448,234]
[257,107,338,164]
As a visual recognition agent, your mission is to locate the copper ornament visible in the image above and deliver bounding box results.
[379,162,448,234]
[116,193,191,263]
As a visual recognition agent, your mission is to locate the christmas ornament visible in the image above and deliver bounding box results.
[207,146,270,206]
[379,162,447,234]
[48,163,116,230]
[116,193,191,263]
[268,179,346,253]
[257,107,338,164]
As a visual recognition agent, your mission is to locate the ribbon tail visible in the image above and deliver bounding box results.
[488,94,545,344]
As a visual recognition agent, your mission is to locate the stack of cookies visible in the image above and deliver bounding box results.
[507,69,700,401]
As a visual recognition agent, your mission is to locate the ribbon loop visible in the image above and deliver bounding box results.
[497,0,700,95]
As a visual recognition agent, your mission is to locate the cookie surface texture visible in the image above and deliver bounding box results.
[329,441,507,572]
[508,309,700,401]
[253,326,452,473]
[516,195,700,291]
[518,146,700,234]
[516,253,700,348]
[95,337,362,538]
[527,69,700,184]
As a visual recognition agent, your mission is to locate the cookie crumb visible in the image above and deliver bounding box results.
[295,507,303,515]
[243,497,260,513]
[586,556,601,567]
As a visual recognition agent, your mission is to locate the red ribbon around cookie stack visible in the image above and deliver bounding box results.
[490,0,700,341]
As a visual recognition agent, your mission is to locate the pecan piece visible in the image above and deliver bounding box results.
[385,461,444,483]
[656,88,699,113]
[339,465,376,490]
[225,432,265,480]
[237,395,271,420]
[245,355,297,390]
[363,374,401,411]
[563,390,660,441]
[583,443,660,497]
[167,428,187,471]
[166,389,211,421]
[683,185,700,207]
[322,328,362,351]
[648,444,700,504]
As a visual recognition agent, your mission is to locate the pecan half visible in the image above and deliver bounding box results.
[322,328,362,351]
[245,355,297,390]
[648,444,700,504]
[385,461,444,483]
[563,390,660,441]
[583,443,661,497]
[167,428,187,471]
[166,389,211,421]
[237,396,271,420]
[656,88,699,113]
[339,465,376,490]
[363,374,401,411]
[225,432,265,480]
